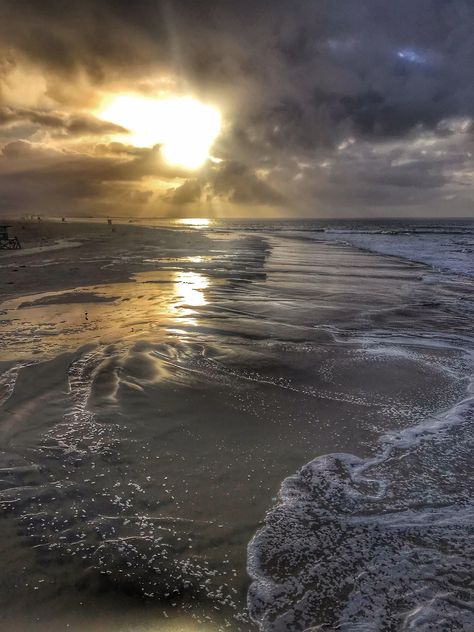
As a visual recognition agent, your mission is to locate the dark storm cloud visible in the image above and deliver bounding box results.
[0,133,285,215]
[164,161,286,208]
[0,0,473,216]
[0,140,189,183]
[210,161,285,206]
[165,179,202,205]
[0,141,189,215]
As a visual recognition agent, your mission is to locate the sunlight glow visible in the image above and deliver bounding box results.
[177,218,211,228]
[97,95,221,169]
[174,271,209,307]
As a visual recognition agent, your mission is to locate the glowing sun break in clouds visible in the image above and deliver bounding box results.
[97,95,222,170]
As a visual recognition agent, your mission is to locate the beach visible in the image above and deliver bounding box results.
[0,218,473,631]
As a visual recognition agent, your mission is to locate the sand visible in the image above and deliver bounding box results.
[0,219,472,631]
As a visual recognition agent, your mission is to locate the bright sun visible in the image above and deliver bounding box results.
[97,95,221,170]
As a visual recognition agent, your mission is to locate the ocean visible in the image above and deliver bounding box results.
[195,217,474,277]
[0,217,473,631]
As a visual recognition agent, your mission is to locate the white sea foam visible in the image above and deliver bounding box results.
[321,225,474,278]
[263,220,474,279]
[248,351,474,631]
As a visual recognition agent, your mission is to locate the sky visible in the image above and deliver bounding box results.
[0,0,473,219]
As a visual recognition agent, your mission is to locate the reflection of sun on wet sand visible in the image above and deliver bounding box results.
[0,268,217,361]
[0,219,214,300]
[175,271,209,306]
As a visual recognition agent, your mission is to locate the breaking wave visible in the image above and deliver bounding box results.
[248,357,474,631]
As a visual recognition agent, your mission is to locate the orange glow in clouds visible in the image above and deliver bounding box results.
[97,95,222,170]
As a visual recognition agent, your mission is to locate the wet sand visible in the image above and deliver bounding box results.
[0,220,472,631]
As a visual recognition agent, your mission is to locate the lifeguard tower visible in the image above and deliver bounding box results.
[0,225,21,250]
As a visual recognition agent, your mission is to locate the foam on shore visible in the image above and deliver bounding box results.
[248,353,474,631]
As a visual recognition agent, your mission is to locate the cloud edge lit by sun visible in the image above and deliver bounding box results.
[96,94,222,170]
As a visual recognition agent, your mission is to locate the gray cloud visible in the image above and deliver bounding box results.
[0,107,126,136]
[165,179,202,205]
[210,161,285,206]
[165,161,286,208]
